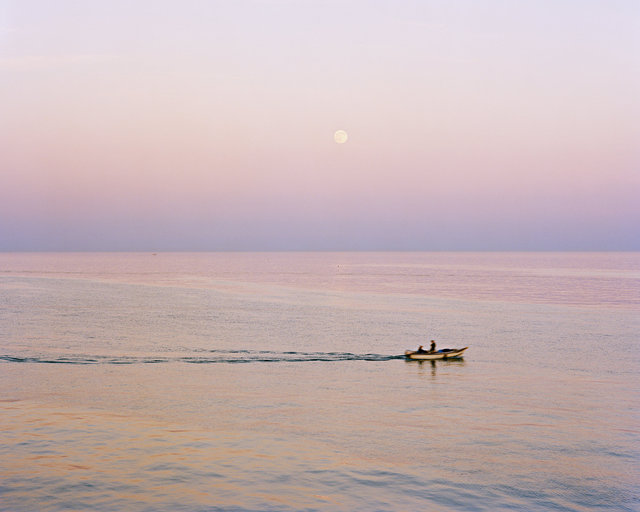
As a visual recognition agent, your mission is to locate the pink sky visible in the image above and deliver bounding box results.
[1,0,638,250]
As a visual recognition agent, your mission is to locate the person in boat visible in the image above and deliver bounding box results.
[416,340,437,354]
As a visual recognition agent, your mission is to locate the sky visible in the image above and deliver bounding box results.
[1,0,638,251]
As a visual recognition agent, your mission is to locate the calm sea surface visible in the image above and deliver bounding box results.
[0,252,638,511]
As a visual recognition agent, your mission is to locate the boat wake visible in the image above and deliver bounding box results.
[0,350,404,365]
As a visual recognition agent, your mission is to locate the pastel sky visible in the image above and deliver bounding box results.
[1,0,638,251]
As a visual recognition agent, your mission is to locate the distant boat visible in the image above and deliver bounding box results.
[404,347,468,360]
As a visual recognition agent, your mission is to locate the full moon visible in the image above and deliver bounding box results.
[334,130,348,144]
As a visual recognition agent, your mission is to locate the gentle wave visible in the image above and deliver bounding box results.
[0,351,404,365]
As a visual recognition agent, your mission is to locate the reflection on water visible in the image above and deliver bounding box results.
[4,352,636,512]
[405,358,467,377]
[0,252,638,511]
[0,251,638,309]
[0,400,354,512]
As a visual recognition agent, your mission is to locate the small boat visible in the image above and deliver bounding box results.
[404,347,468,360]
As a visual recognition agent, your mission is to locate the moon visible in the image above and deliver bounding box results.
[334,130,348,144]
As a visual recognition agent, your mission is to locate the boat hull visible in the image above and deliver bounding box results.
[404,347,468,360]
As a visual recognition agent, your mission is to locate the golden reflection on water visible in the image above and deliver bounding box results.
[0,400,349,511]
[2,355,638,512]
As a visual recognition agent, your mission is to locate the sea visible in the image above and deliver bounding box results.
[0,252,638,512]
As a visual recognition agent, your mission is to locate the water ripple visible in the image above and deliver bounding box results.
[0,351,404,365]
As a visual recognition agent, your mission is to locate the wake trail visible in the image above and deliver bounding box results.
[0,351,404,365]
